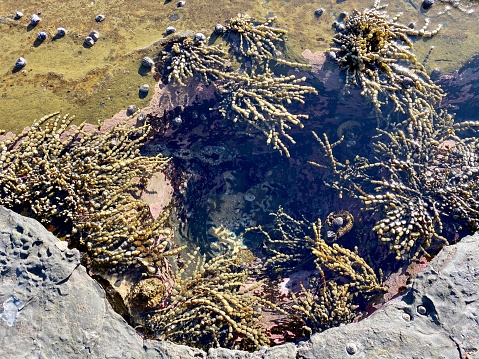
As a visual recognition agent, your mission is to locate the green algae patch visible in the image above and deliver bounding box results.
[0,0,478,132]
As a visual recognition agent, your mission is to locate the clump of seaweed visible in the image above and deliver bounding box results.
[148,246,284,351]
[292,219,385,334]
[156,33,231,86]
[221,13,288,61]
[310,101,479,260]
[247,206,312,275]
[0,112,180,272]
[250,208,385,335]
[215,65,318,157]
[329,0,443,113]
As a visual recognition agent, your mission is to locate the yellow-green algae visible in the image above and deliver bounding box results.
[0,0,478,132]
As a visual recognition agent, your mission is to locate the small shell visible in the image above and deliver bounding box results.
[166,26,176,35]
[89,30,100,41]
[14,57,27,69]
[345,342,358,355]
[37,31,48,41]
[30,14,41,25]
[126,105,138,116]
[95,14,106,22]
[84,36,95,47]
[417,305,427,315]
[244,193,256,202]
[214,24,226,34]
[171,116,182,125]
[141,56,155,68]
[139,84,150,96]
[422,0,434,10]
[56,27,67,37]
[194,32,206,42]
[314,8,324,17]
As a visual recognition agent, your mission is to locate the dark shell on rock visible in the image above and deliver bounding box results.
[139,84,150,96]
[14,57,27,69]
[126,105,138,116]
[422,0,434,10]
[142,56,155,68]
[84,36,95,47]
[166,26,176,35]
[30,14,41,25]
[37,31,48,41]
[214,24,226,34]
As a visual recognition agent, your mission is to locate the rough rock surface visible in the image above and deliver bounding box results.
[1,205,479,358]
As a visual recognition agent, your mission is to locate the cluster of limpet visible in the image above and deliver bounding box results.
[328,0,443,113]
